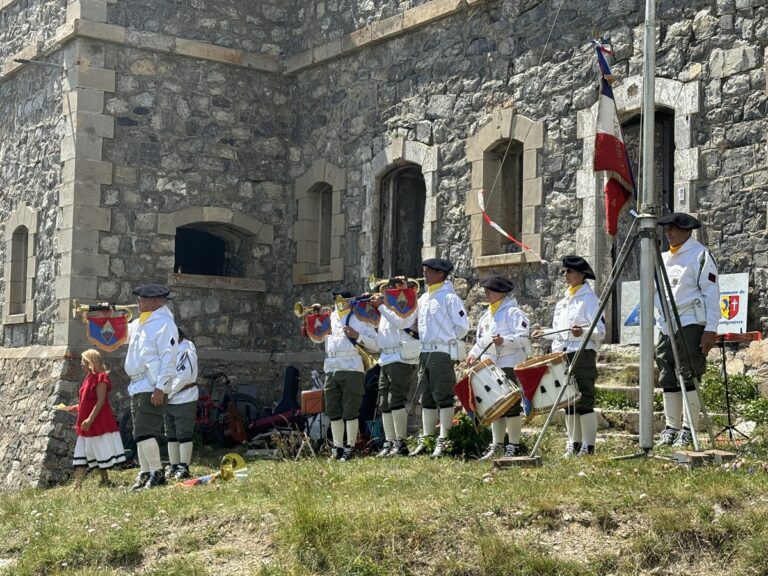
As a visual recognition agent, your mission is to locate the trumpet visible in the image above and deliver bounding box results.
[367,274,423,292]
[293,302,330,317]
[72,300,137,322]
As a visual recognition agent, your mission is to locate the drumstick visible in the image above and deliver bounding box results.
[466,337,498,368]
[534,325,588,338]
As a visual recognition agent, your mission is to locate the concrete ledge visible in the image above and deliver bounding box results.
[167,273,266,293]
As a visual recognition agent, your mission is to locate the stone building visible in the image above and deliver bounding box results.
[0,0,766,489]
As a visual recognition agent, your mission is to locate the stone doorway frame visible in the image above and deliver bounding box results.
[361,137,439,278]
[576,75,700,339]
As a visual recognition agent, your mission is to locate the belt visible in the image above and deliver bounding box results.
[129,372,148,383]
[327,350,360,359]
[421,343,449,353]
[381,347,400,355]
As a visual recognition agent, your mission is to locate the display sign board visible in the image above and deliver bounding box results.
[620,273,749,344]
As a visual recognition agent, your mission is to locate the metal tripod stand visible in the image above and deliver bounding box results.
[530,215,716,458]
[714,336,750,442]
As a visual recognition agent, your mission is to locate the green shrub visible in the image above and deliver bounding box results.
[448,411,491,458]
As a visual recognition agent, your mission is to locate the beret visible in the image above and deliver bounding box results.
[479,275,515,293]
[132,283,172,298]
[421,258,454,273]
[656,212,701,230]
[562,256,596,281]
[331,288,355,299]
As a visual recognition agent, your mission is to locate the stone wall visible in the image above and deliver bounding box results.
[0,349,80,490]
[0,63,63,347]
[0,0,67,62]
[288,0,768,331]
[106,0,289,55]
[99,43,293,355]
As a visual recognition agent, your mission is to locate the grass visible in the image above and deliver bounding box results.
[2,433,768,575]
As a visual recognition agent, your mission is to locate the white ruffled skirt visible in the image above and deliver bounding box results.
[73,432,127,469]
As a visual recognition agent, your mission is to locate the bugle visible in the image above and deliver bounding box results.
[72,300,137,322]
[293,301,330,318]
[368,274,424,292]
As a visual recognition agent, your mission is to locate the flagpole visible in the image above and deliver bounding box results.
[637,0,657,451]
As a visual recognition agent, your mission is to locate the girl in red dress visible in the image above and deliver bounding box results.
[63,349,126,488]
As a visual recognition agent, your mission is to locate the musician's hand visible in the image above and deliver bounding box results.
[151,388,166,407]
[343,326,359,340]
[701,331,717,355]
[492,334,504,346]
[466,354,476,365]
[571,325,583,337]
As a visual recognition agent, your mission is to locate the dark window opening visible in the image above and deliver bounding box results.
[9,225,28,315]
[316,183,333,267]
[175,225,249,277]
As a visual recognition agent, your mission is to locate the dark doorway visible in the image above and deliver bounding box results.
[612,109,675,341]
[378,165,426,279]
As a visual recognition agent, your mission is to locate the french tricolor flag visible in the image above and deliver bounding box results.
[593,40,635,236]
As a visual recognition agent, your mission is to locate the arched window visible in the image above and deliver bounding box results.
[293,160,347,285]
[9,226,29,315]
[3,205,37,324]
[467,109,544,267]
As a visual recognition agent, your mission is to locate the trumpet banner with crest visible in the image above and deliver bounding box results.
[303,312,332,343]
[383,287,418,318]
[351,299,380,325]
[84,310,130,352]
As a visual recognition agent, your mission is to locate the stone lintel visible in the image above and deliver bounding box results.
[284,50,313,75]
[371,13,404,43]
[167,273,265,293]
[67,0,109,24]
[175,37,243,65]
[403,0,463,29]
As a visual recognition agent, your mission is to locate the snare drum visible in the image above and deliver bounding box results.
[467,358,521,425]
[513,352,580,414]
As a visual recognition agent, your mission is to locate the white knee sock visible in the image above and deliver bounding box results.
[580,412,598,447]
[506,415,522,445]
[331,419,345,448]
[381,412,395,441]
[664,391,683,430]
[179,442,193,466]
[392,408,408,440]
[491,419,506,445]
[422,408,438,436]
[345,419,359,448]
[167,441,180,465]
[683,390,701,431]
[439,407,454,438]
[565,412,582,443]
[139,438,162,472]
[137,441,149,473]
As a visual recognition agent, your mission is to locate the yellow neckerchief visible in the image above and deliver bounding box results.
[489,299,502,317]
[669,243,684,254]
[139,311,154,324]
[568,284,583,298]
[336,302,352,319]
[428,281,444,294]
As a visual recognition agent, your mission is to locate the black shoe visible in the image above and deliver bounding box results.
[130,472,149,492]
[339,446,354,462]
[578,444,595,456]
[174,464,191,480]
[657,427,678,447]
[504,443,522,457]
[479,443,504,461]
[143,470,166,489]
[430,437,447,458]
[376,441,392,458]
[329,447,344,461]
[562,441,582,458]
[165,464,178,478]
[389,439,409,456]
